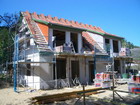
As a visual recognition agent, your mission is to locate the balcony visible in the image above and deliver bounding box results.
[55,42,76,54]
[96,55,113,63]
[119,48,131,57]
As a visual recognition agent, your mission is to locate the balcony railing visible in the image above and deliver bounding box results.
[119,48,131,56]
[55,42,76,54]
[55,45,75,53]
[96,55,113,62]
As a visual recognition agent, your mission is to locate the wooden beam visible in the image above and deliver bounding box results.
[31,87,102,104]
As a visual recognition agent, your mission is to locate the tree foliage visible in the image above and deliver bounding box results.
[121,39,139,49]
[0,13,20,65]
[0,13,19,28]
[0,27,9,61]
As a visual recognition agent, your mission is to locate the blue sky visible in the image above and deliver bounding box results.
[0,0,140,46]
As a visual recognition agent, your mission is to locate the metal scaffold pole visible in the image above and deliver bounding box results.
[93,44,96,77]
[54,36,57,89]
[13,35,19,92]
[112,56,115,101]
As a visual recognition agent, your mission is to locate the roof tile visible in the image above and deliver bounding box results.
[53,17,59,22]
[59,18,67,25]
[22,11,122,38]
[65,19,71,25]
[40,14,46,21]
[24,11,31,19]
[70,20,76,27]
[46,15,53,22]
[32,12,39,19]
[82,32,95,50]
[79,23,87,28]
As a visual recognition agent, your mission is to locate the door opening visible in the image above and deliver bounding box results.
[71,61,79,80]
[89,61,95,83]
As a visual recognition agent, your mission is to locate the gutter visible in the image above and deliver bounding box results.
[33,18,49,25]
[104,33,124,39]
[86,29,104,35]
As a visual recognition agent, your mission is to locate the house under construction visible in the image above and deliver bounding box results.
[13,11,132,90]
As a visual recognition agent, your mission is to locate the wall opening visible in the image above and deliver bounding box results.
[53,30,65,47]
[113,40,119,53]
[71,33,78,53]
[83,37,93,52]
[89,61,95,82]
[114,60,120,73]
[26,64,31,76]
[105,38,110,53]
[105,39,110,44]
[53,58,66,79]
[71,60,79,79]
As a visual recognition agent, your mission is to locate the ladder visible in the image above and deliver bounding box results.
[69,42,75,53]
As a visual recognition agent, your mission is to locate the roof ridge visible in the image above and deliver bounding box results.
[24,11,98,31]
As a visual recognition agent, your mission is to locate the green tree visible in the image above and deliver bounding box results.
[121,39,139,49]
[0,13,20,79]
[0,13,20,83]
[0,27,9,64]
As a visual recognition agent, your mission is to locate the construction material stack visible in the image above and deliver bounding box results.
[94,73,111,88]
[128,72,140,94]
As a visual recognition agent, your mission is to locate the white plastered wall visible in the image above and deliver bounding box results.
[88,32,104,49]
[24,64,53,90]
[66,57,94,84]
[79,57,87,84]
[39,63,53,89]
[103,37,122,57]
[96,62,107,73]
[25,75,40,89]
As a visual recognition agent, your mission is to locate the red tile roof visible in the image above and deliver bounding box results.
[22,11,123,39]
[23,11,106,33]
[82,32,96,50]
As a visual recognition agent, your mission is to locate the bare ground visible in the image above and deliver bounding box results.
[0,84,140,105]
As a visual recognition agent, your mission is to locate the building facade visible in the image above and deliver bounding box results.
[14,11,132,89]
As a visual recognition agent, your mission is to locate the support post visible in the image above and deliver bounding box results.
[118,40,121,53]
[110,39,113,57]
[65,31,71,44]
[93,45,96,77]
[13,35,19,92]
[48,28,53,49]
[112,56,115,101]
[54,36,57,89]
[83,85,86,105]
[78,33,82,53]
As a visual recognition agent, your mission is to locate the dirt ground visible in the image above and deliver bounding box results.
[0,84,140,105]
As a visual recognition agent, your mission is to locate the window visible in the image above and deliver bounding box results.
[27,40,30,47]
[26,64,31,76]
[53,30,65,47]
[113,40,119,53]
[71,33,78,53]
[53,59,66,79]
[105,39,110,53]
[105,39,110,44]
[71,61,79,80]
[114,60,120,73]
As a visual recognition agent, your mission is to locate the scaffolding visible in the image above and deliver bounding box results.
[13,35,19,92]
[12,22,133,92]
[13,32,55,92]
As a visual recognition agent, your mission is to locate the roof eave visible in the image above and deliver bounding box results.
[32,18,124,39]
[33,18,85,32]
[104,33,124,39]
[86,29,104,35]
